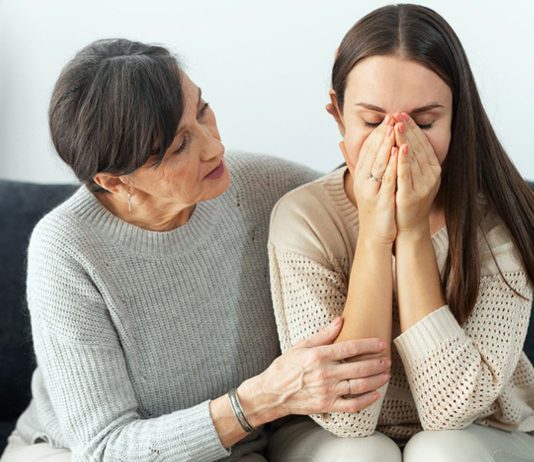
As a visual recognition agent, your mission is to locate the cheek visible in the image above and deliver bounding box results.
[425,129,451,165]
[343,127,371,166]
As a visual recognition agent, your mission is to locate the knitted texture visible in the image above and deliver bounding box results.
[16,152,319,461]
[268,166,534,440]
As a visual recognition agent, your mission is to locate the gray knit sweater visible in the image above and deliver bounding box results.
[16,152,319,462]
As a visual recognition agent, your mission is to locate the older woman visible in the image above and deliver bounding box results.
[0,39,391,462]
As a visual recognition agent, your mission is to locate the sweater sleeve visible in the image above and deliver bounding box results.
[394,268,532,431]
[268,244,387,437]
[27,224,230,461]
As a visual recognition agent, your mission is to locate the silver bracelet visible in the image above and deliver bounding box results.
[228,388,256,433]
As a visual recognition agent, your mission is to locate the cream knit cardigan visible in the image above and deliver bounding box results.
[268,166,534,440]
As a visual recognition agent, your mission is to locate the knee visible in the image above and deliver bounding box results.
[315,432,402,462]
[404,428,492,462]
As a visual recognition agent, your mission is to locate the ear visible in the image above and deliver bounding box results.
[326,90,345,136]
[93,173,129,195]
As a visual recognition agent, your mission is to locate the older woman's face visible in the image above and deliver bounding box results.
[129,73,229,210]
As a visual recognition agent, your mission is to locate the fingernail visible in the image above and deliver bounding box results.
[403,145,409,154]
[398,123,405,134]
[384,373,391,379]
[401,112,409,122]
[379,340,386,349]
[386,126,392,137]
[384,114,391,125]
[332,317,342,326]
[391,147,397,157]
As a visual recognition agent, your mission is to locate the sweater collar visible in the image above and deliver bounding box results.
[66,186,224,257]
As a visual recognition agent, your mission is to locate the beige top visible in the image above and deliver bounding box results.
[268,166,534,440]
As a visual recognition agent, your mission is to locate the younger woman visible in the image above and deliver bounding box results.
[268,4,534,461]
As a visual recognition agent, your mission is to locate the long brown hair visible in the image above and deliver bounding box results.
[332,4,534,323]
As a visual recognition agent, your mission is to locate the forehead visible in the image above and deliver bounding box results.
[344,55,452,110]
[180,72,199,105]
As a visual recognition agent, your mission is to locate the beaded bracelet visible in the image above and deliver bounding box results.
[228,388,256,433]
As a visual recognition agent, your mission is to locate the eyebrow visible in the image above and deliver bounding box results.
[355,102,444,115]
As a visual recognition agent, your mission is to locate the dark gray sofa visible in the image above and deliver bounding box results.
[1,179,533,453]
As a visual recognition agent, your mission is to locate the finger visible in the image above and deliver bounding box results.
[410,147,424,190]
[393,120,408,148]
[379,146,398,196]
[356,116,393,175]
[394,121,424,176]
[316,337,386,362]
[295,317,343,349]
[336,372,390,397]
[334,357,391,380]
[369,116,395,182]
[399,112,439,167]
[397,143,413,193]
[330,390,382,413]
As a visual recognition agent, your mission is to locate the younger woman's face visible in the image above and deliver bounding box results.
[334,55,453,165]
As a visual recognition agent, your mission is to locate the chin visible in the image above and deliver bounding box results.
[208,171,231,200]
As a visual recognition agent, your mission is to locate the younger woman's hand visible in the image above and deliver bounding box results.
[393,113,441,236]
[256,318,390,418]
[341,115,398,245]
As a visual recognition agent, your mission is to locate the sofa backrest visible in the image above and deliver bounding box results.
[0,180,77,423]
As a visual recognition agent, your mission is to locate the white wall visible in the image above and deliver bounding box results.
[1,0,533,183]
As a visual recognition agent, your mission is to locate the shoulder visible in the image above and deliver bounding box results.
[29,187,93,263]
[269,168,350,262]
[225,151,321,200]
[478,207,525,276]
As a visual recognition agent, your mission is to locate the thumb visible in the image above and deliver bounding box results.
[296,317,343,348]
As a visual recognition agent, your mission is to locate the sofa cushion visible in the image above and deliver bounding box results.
[0,180,77,446]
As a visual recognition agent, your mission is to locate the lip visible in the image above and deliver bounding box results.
[204,160,225,180]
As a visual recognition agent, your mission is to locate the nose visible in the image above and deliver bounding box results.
[199,121,224,162]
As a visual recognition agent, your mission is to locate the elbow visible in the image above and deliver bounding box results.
[420,419,472,432]
[325,423,378,438]
[311,414,379,438]
[419,408,476,432]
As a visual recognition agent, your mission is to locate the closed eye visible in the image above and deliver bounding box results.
[364,122,381,128]
[175,134,189,154]
[364,121,433,130]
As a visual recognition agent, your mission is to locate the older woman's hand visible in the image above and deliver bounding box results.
[251,317,389,419]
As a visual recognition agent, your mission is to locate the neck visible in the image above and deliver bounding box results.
[95,192,195,232]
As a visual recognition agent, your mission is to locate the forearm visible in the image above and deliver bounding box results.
[395,226,446,332]
[394,272,532,430]
[336,233,393,355]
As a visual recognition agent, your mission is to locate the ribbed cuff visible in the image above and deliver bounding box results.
[394,305,467,368]
[180,400,231,460]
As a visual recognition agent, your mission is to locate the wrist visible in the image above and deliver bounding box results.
[357,230,395,249]
[236,374,285,428]
[396,223,431,243]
